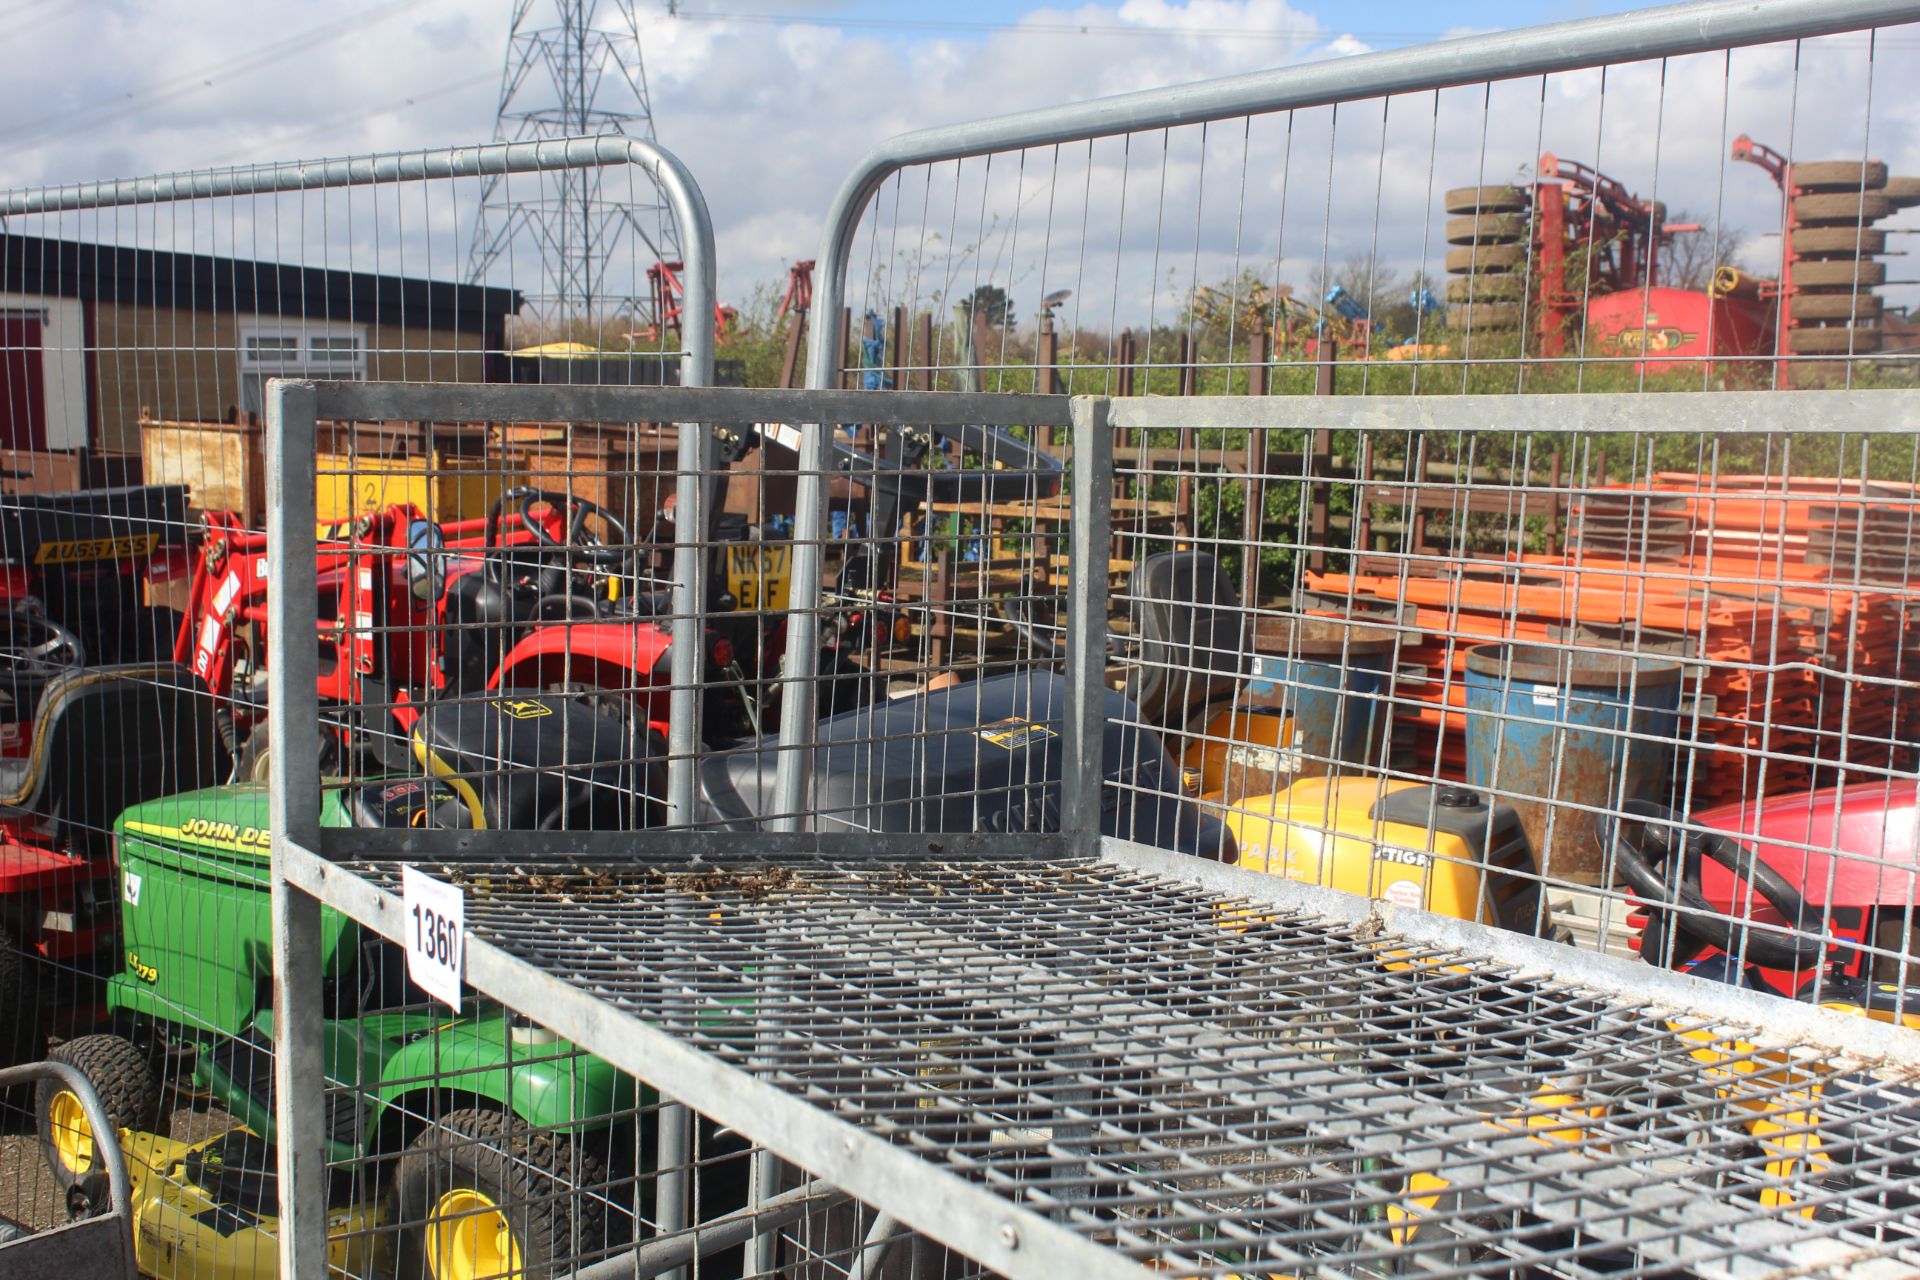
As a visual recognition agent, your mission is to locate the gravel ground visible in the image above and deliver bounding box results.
[0,1096,236,1236]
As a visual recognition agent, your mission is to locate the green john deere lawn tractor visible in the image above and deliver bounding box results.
[33,775,646,1280]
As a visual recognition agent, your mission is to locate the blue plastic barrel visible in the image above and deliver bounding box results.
[1464,642,1683,884]
[1244,619,1399,774]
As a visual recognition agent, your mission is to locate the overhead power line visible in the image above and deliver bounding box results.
[0,0,432,159]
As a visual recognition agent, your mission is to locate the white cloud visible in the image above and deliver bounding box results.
[0,2,1912,328]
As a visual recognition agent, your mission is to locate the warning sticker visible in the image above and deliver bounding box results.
[1381,878,1426,910]
[978,716,1059,750]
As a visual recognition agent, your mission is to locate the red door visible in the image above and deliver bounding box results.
[0,316,46,451]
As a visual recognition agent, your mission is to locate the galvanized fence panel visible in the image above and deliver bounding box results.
[265,381,1920,1280]
[0,137,748,1278]
[774,0,1920,822]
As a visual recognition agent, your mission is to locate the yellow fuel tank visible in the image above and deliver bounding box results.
[1227,776,1547,935]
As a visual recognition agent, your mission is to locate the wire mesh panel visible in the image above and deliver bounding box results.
[265,376,1920,1280]
[818,7,1920,401]
[1095,389,1920,1010]
[277,381,1144,856]
[0,138,722,1273]
[272,842,1920,1280]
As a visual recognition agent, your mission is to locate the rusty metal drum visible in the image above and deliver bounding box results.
[1464,642,1683,884]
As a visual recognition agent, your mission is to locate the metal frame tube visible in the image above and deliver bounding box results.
[1062,397,1113,855]
[845,1211,908,1280]
[774,0,1920,827]
[265,379,328,1279]
[573,1181,847,1280]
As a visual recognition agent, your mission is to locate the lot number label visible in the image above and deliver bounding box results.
[402,866,465,1012]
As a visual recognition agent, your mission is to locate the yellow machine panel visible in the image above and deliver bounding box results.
[1228,776,1545,934]
[120,1129,386,1280]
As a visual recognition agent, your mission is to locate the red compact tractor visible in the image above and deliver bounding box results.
[174,488,753,779]
[0,484,225,1065]
[1614,782,1920,1016]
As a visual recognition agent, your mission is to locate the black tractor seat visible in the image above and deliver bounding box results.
[409,690,662,830]
[0,663,224,850]
[695,670,1236,859]
[613,588,676,619]
[1,484,193,558]
[1121,550,1250,731]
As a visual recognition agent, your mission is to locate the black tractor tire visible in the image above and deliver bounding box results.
[1793,191,1893,226]
[1793,258,1887,290]
[1791,227,1886,258]
[1791,159,1888,191]
[1445,275,1525,302]
[1445,213,1526,245]
[1444,244,1524,273]
[0,925,48,1076]
[1787,326,1884,355]
[233,722,341,785]
[37,1034,160,1192]
[392,1107,608,1280]
[126,605,186,663]
[1791,292,1884,322]
[1442,185,1528,215]
[233,724,273,784]
[1882,175,1920,210]
[1448,303,1522,330]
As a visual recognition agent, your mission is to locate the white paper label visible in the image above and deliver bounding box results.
[1532,683,1560,709]
[402,866,464,1011]
[212,570,242,618]
[123,871,142,907]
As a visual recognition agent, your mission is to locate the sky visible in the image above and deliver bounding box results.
[0,0,1912,328]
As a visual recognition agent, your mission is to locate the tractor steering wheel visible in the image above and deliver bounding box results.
[0,609,84,672]
[1604,800,1827,971]
[517,490,632,569]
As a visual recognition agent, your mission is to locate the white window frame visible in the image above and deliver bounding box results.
[238,321,368,414]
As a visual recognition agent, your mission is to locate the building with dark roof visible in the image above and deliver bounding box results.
[0,233,523,452]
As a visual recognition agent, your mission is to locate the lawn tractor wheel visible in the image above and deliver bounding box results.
[0,923,46,1069]
[1883,176,1920,209]
[37,1034,160,1192]
[393,1107,609,1280]
[1443,185,1528,215]
[1445,213,1525,245]
[233,721,342,785]
[1791,292,1884,322]
[1793,258,1888,290]
[1787,326,1884,355]
[1792,227,1887,258]
[1793,191,1894,225]
[1791,159,1889,191]
[1444,244,1524,273]
[1445,275,1524,302]
[1448,303,1522,330]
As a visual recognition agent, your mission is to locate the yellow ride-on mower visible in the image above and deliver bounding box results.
[1229,775,1553,935]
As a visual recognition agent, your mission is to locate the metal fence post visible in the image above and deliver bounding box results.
[1063,396,1113,856]
[664,167,720,828]
[265,378,327,1278]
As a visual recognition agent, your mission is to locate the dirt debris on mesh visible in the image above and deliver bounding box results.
[446,863,811,901]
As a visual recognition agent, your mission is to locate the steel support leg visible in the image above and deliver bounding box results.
[845,1211,908,1280]
[655,1101,693,1280]
[1063,396,1114,854]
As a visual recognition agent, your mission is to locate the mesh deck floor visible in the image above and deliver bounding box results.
[336,854,1920,1279]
